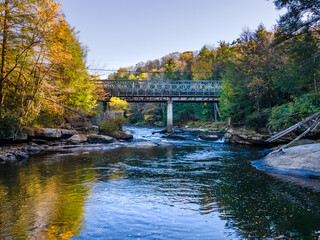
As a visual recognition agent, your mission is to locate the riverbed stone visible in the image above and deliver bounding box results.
[87,134,114,144]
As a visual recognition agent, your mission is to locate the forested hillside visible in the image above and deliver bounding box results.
[0,0,96,138]
[109,0,320,131]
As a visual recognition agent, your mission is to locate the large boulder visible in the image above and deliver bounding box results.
[87,134,114,144]
[33,128,76,140]
[252,143,320,177]
[66,134,88,144]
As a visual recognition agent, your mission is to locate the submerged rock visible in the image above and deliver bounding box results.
[125,142,158,148]
[199,135,219,141]
[162,134,187,140]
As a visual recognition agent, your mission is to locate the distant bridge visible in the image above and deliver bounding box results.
[99,80,222,132]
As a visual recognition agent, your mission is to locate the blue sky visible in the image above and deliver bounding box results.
[60,0,284,73]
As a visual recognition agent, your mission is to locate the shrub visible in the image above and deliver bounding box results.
[99,115,126,136]
[0,112,19,138]
[268,93,320,131]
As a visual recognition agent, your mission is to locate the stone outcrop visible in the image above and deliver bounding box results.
[224,127,291,145]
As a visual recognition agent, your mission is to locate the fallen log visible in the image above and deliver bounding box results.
[266,111,320,143]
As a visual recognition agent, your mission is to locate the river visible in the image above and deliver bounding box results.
[0,126,320,239]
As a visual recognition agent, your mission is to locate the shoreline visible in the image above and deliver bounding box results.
[2,125,320,187]
[0,140,174,162]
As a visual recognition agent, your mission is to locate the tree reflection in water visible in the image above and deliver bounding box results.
[0,143,319,239]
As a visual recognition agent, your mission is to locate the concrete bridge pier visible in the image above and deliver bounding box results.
[167,100,173,133]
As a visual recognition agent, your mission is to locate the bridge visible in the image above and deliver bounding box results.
[100,80,221,132]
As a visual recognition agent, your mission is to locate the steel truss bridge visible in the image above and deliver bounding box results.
[99,80,222,132]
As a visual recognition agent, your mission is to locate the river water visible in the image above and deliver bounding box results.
[0,126,320,239]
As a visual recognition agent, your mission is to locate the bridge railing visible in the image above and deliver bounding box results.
[99,80,222,98]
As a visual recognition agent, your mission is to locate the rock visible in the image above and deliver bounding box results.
[87,134,114,144]
[113,131,133,140]
[199,135,219,141]
[156,140,173,147]
[28,147,41,153]
[162,134,187,140]
[152,129,167,134]
[224,127,274,145]
[48,141,61,146]
[33,128,76,140]
[252,143,320,178]
[60,129,77,138]
[87,125,99,134]
[125,142,158,148]
[31,139,48,145]
[17,152,29,160]
[14,132,29,141]
[6,154,18,161]
[34,128,62,139]
[66,134,88,144]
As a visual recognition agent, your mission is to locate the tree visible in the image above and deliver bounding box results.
[274,0,320,34]
[191,46,215,80]
[0,0,97,137]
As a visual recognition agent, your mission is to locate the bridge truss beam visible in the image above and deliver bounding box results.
[100,80,221,132]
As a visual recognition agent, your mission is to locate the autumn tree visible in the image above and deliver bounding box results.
[0,0,96,137]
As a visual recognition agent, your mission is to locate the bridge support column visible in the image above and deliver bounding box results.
[167,100,173,133]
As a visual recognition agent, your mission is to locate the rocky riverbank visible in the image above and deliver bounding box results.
[0,127,135,162]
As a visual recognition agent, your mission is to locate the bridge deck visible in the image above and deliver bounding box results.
[100,80,221,102]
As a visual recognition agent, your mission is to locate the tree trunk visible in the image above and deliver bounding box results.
[0,0,10,117]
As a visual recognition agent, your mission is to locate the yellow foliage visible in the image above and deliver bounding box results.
[109,97,127,111]
[144,114,153,121]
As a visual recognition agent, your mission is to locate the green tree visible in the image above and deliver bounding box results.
[274,0,320,34]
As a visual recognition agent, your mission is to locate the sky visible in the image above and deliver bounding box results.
[60,0,285,74]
